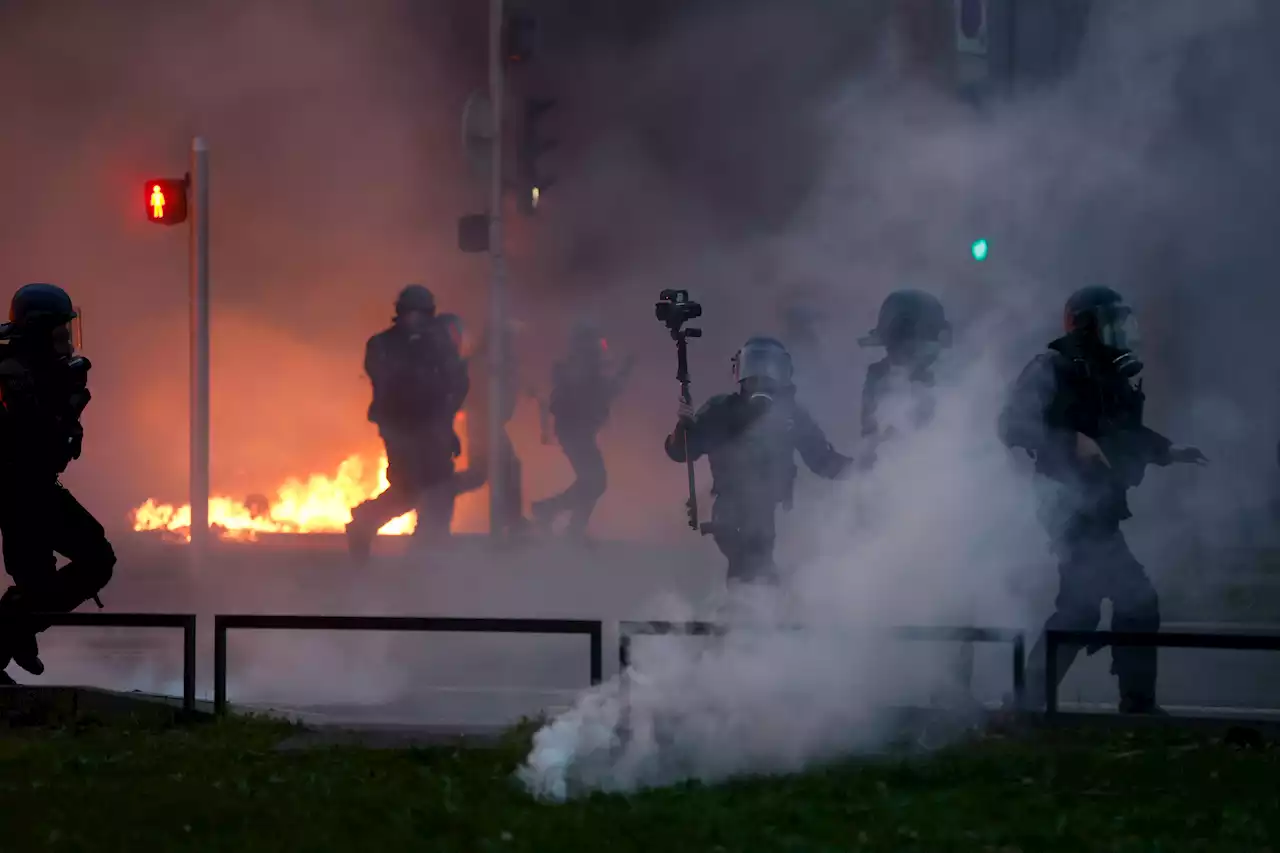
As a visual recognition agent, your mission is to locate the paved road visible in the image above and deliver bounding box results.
[16,534,1280,727]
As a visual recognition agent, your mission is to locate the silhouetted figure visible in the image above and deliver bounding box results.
[346,285,468,560]
[1000,285,1207,714]
[532,322,632,539]
[0,284,115,684]
[666,337,852,585]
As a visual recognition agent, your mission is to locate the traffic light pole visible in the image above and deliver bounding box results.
[189,137,211,562]
[486,0,508,541]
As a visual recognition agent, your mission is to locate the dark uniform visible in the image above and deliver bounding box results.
[347,285,468,559]
[999,285,1206,713]
[532,324,632,539]
[666,337,852,585]
[858,290,976,699]
[0,284,115,684]
[857,289,950,467]
[459,320,528,536]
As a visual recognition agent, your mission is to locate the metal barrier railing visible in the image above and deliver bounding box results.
[212,614,604,714]
[620,621,1026,704]
[31,612,198,713]
[1044,628,1280,716]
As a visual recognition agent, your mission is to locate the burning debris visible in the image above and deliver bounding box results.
[131,413,484,542]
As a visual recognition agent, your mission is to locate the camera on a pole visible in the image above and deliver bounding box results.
[655,289,704,532]
[655,289,702,338]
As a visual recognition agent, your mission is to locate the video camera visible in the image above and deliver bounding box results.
[654,289,702,338]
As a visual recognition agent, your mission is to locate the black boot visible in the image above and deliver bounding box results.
[0,589,44,676]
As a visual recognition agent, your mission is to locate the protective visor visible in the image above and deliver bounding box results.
[733,342,793,386]
[1097,304,1139,351]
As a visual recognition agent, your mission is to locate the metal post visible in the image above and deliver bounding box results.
[487,0,508,541]
[589,622,603,685]
[189,137,211,561]
[619,633,632,672]
[213,617,227,715]
[182,616,197,714]
[1012,632,1025,707]
[1006,0,1017,97]
[1044,630,1058,717]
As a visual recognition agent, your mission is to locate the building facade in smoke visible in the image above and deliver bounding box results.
[894,0,1094,96]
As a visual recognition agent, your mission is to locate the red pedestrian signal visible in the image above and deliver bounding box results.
[144,178,188,225]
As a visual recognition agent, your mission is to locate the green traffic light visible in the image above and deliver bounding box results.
[970,239,989,262]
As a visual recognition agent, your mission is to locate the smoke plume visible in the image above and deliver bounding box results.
[520,0,1280,798]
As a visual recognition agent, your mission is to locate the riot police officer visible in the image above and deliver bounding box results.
[999,285,1207,714]
[347,285,468,560]
[666,336,853,585]
[532,321,633,539]
[0,284,115,684]
[858,289,975,700]
[857,289,951,463]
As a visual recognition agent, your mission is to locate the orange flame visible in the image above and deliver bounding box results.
[132,412,483,542]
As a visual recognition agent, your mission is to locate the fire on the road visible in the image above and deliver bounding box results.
[131,412,483,542]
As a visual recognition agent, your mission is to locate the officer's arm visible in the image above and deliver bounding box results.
[363,337,387,386]
[794,406,854,480]
[665,399,716,463]
[1135,426,1174,466]
[997,354,1072,462]
[860,363,884,439]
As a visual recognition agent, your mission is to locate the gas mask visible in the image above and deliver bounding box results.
[741,378,781,410]
[1095,304,1143,378]
[397,309,434,341]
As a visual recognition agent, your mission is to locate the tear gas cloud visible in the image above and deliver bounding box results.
[520,0,1280,798]
[2,0,1279,798]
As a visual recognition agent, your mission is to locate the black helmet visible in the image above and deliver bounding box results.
[1063,285,1138,346]
[1064,285,1142,374]
[1064,285,1126,332]
[10,283,77,329]
[732,336,794,388]
[394,284,436,317]
[859,289,951,350]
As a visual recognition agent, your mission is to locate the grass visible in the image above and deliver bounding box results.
[0,714,1277,852]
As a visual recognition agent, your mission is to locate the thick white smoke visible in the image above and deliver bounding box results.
[519,0,1264,799]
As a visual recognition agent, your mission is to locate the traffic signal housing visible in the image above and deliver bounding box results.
[516,98,556,216]
[504,13,537,65]
[144,178,189,226]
